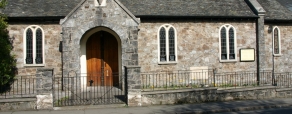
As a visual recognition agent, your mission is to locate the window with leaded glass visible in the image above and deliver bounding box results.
[160,27,166,61]
[273,27,281,56]
[26,29,33,64]
[221,27,227,60]
[36,28,43,64]
[168,27,175,61]
[219,24,237,62]
[229,28,235,59]
[24,26,45,65]
[158,24,177,63]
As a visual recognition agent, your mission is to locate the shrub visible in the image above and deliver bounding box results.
[0,0,17,93]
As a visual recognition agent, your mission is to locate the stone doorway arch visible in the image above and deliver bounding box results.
[59,0,141,106]
[80,27,122,87]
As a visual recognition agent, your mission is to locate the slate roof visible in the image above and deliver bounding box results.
[258,0,292,21]
[1,0,80,17]
[1,0,257,18]
[119,0,257,18]
[3,0,292,20]
[277,0,292,11]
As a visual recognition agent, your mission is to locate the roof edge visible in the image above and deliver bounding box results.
[265,19,292,23]
[7,16,65,18]
[114,0,140,24]
[136,15,259,19]
[7,16,64,23]
[60,0,86,25]
[245,0,266,16]
[60,0,140,25]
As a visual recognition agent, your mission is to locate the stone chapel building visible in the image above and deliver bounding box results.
[1,0,292,85]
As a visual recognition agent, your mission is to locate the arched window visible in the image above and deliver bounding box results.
[158,24,177,64]
[23,25,45,66]
[273,27,281,56]
[219,24,237,62]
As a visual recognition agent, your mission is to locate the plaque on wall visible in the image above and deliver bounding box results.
[240,48,255,62]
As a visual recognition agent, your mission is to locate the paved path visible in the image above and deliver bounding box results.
[214,107,292,114]
[2,98,292,114]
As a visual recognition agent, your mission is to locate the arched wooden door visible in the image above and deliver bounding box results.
[86,31,119,86]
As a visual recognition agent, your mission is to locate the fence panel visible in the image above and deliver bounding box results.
[275,72,292,88]
[215,71,262,89]
[141,70,286,91]
[0,75,37,99]
[53,73,126,107]
[141,70,214,91]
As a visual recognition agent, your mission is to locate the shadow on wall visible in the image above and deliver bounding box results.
[53,74,127,106]
[53,86,126,106]
[159,99,288,113]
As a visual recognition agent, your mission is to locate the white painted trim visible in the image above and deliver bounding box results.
[157,24,178,64]
[94,0,107,7]
[158,62,177,65]
[80,27,122,87]
[272,26,282,56]
[23,64,45,67]
[23,25,45,66]
[218,24,237,62]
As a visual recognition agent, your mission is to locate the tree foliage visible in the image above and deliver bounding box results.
[0,0,16,93]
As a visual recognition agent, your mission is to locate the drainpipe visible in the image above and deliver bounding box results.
[59,40,63,90]
[245,0,266,86]
[272,54,275,86]
[267,25,276,86]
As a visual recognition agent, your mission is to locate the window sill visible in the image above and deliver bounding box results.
[220,60,237,63]
[273,54,282,57]
[158,61,177,65]
[23,64,45,67]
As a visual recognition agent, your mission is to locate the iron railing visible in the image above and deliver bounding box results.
[141,70,292,91]
[1,71,291,99]
[53,73,126,106]
[214,71,272,89]
[141,69,214,91]
[274,72,292,88]
[0,75,37,99]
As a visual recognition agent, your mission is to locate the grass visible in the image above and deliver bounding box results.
[54,96,69,107]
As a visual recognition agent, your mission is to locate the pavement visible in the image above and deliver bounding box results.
[2,98,292,114]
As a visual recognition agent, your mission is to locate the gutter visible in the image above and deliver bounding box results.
[7,16,64,23]
[265,19,292,23]
[135,15,259,20]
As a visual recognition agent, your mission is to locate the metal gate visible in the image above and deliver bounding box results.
[53,73,126,107]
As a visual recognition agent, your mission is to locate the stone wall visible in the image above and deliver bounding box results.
[138,20,257,72]
[141,86,292,105]
[216,86,276,101]
[264,24,292,72]
[142,88,217,105]
[7,24,62,76]
[0,98,36,111]
[125,66,142,106]
[276,88,292,98]
[60,0,139,75]
[0,68,54,111]
[36,68,54,110]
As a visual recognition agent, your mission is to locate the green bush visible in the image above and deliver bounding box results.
[0,0,17,93]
